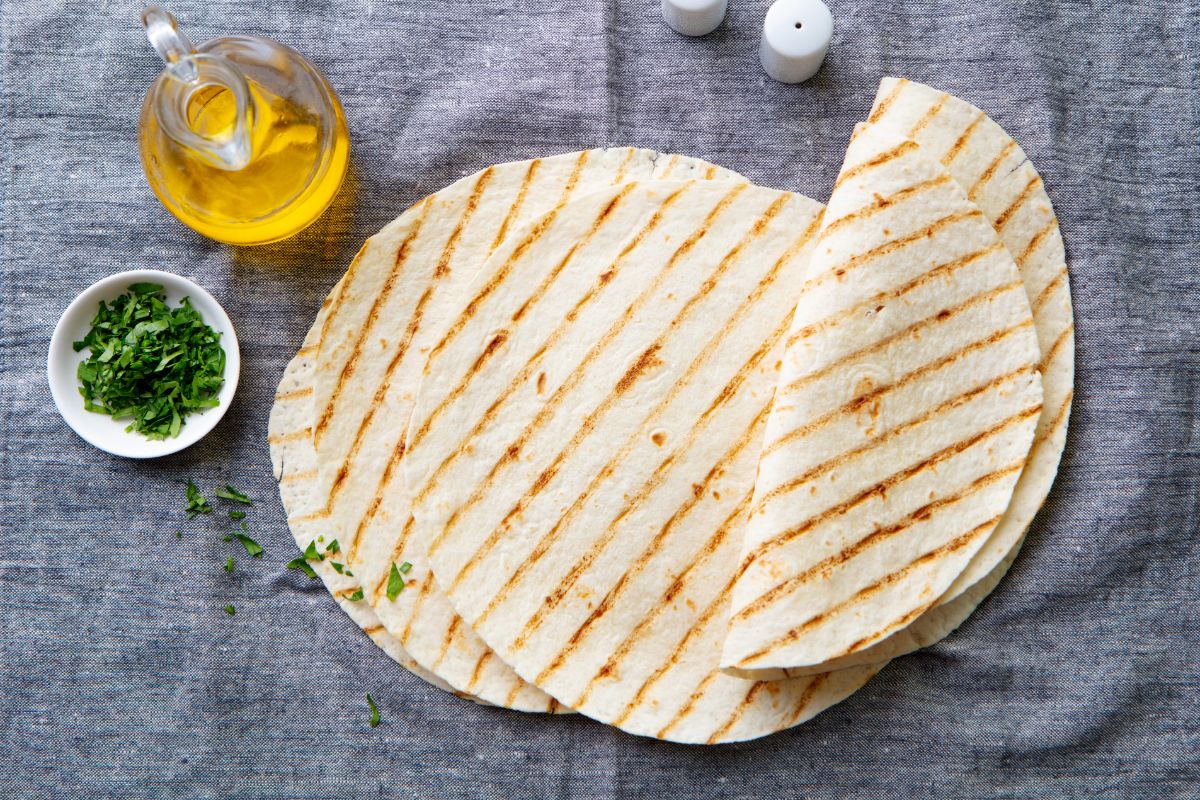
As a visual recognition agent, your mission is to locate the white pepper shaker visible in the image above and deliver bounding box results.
[759,0,834,83]
[661,0,728,37]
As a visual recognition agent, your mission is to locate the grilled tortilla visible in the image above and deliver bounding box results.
[287,149,740,712]
[405,179,880,743]
[721,123,1044,677]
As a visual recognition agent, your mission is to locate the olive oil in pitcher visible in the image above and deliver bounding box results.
[139,7,349,245]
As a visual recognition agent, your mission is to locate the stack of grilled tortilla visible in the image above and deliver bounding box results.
[268,78,1074,743]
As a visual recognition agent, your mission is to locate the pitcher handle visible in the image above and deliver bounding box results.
[142,6,199,83]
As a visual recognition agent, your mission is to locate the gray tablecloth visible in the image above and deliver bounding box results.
[2,1,1198,797]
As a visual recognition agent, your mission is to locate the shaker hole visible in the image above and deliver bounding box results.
[794,21,804,29]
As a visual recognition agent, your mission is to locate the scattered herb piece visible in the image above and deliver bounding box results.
[331,562,345,574]
[73,283,225,439]
[215,485,252,505]
[345,570,354,577]
[224,556,234,573]
[224,604,236,615]
[325,539,340,555]
[223,535,232,542]
[303,540,323,562]
[175,530,182,539]
[399,561,413,574]
[228,510,246,521]
[366,693,381,727]
[184,480,213,518]
[286,556,318,580]
[386,562,405,601]
[240,521,248,531]
[233,532,263,558]
[317,536,325,543]
[348,587,364,601]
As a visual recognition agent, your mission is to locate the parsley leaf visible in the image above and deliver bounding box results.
[215,485,252,505]
[224,556,234,572]
[286,556,318,579]
[184,480,212,518]
[73,284,225,439]
[233,532,263,558]
[228,510,246,521]
[224,604,236,615]
[303,540,323,561]
[348,587,364,601]
[386,562,405,601]
[325,539,340,555]
[399,561,413,574]
[366,693,380,727]
[331,562,345,574]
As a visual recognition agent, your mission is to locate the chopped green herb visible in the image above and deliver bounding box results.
[331,562,345,574]
[73,283,225,440]
[175,530,182,539]
[228,510,246,521]
[366,693,381,727]
[224,556,234,572]
[345,570,354,577]
[215,485,252,505]
[224,604,236,615]
[184,480,213,518]
[317,535,325,543]
[286,556,318,580]
[223,535,232,542]
[386,562,405,601]
[303,540,323,562]
[398,561,413,574]
[240,521,248,531]
[325,539,340,555]
[233,532,263,558]
[348,587,364,601]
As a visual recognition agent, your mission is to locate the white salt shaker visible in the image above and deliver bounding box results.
[661,0,728,36]
[759,0,833,83]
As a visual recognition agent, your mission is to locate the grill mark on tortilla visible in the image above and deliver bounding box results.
[547,697,561,713]
[740,405,1042,569]
[867,78,907,123]
[781,279,1025,400]
[536,406,772,686]
[1018,220,1059,267]
[432,615,461,671]
[407,182,644,458]
[470,196,797,637]
[704,165,718,179]
[1039,324,1074,371]
[734,461,1024,623]
[268,426,312,444]
[423,182,732,559]
[314,191,450,446]
[466,650,492,692]
[993,175,1043,230]
[319,239,371,347]
[941,111,986,166]
[655,672,721,739]
[489,159,540,254]
[783,673,830,726]
[288,509,330,525]
[363,625,383,634]
[907,93,949,137]
[576,495,751,713]
[737,515,1002,667]
[280,468,318,485]
[346,432,408,564]
[820,175,952,237]
[274,386,313,402]
[659,154,680,177]
[1031,267,1069,314]
[418,151,591,379]
[968,140,1017,201]
[613,147,637,183]
[1035,390,1073,445]
[769,317,1033,460]
[297,344,318,357]
[752,365,1037,519]
[832,140,919,191]
[702,680,770,743]
[787,241,1004,349]
[801,210,981,293]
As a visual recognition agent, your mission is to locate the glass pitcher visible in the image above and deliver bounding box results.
[139,7,350,245]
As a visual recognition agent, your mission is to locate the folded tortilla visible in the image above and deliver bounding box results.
[405,178,879,743]
[721,123,1044,676]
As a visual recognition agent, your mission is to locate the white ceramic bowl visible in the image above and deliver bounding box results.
[47,269,240,458]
